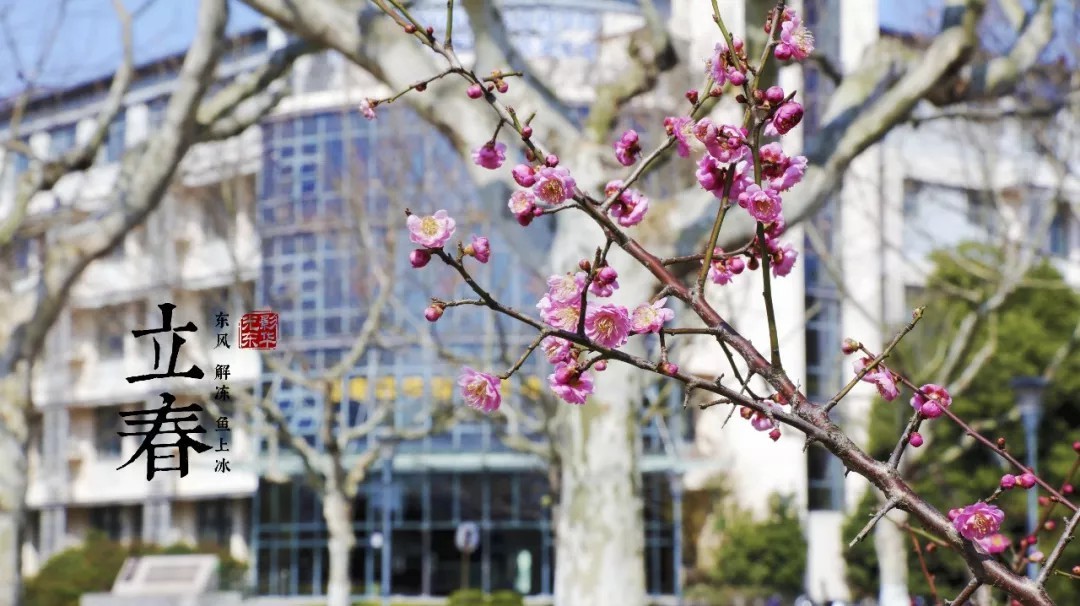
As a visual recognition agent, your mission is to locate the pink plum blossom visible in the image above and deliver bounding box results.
[774,10,815,62]
[360,99,377,120]
[466,236,490,263]
[533,166,576,204]
[466,84,483,98]
[952,502,1005,541]
[589,266,619,298]
[458,367,502,413]
[694,120,748,163]
[584,304,632,348]
[407,210,456,248]
[605,180,650,227]
[537,296,582,331]
[738,184,783,223]
[911,383,952,418]
[548,362,594,405]
[512,164,536,187]
[765,102,804,137]
[854,356,900,401]
[541,336,574,364]
[614,129,641,166]
[665,116,701,157]
[708,249,746,285]
[508,190,538,224]
[472,142,507,170]
[759,142,808,192]
[770,241,798,277]
[706,38,747,86]
[631,298,674,334]
[975,534,1011,555]
[546,272,587,303]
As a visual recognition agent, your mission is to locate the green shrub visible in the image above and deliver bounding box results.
[447,588,487,606]
[488,589,524,606]
[23,531,248,606]
[708,494,806,599]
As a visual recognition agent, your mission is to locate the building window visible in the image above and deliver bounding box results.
[105,111,126,163]
[807,444,844,511]
[89,506,123,540]
[95,406,124,459]
[49,124,77,159]
[148,97,168,130]
[1048,205,1070,257]
[196,498,231,546]
[96,304,128,358]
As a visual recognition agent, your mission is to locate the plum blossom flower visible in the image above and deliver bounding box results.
[911,383,952,418]
[774,10,815,62]
[975,534,1011,555]
[407,210,456,248]
[465,236,490,263]
[472,142,507,170]
[770,241,798,277]
[614,129,642,166]
[750,402,785,432]
[759,142,808,192]
[665,116,703,157]
[458,367,501,413]
[631,298,674,334]
[508,190,538,224]
[708,249,746,285]
[953,502,1005,541]
[589,266,619,298]
[546,272,587,303]
[537,296,582,331]
[854,357,900,401]
[694,120,748,164]
[765,102,804,137]
[533,166,576,204]
[605,181,650,227]
[541,336,574,364]
[548,362,594,405]
[706,38,747,86]
[584,304,632,348]
[696,154,725,192]
[512,164,537,187]
[738,184,783,223]
[360,99,377,120]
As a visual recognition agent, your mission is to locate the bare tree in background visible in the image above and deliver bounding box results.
[0,1,312,602]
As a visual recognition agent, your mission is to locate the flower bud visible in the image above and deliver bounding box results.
[1030,551,1045,563]
[404,24,417,34]
[1026,535,1038,546]
[752,89,765,103]
[511,164,536,187]
[466,84,483,99]
[740,407,754,420]
[415,82,427,92]
[1074,441,1080,453]
[496,79,509,94]
[525,149,536,162]
[997,437,1007,449]
[1064,483,1074,494]
[660,361,679,375]
[596,266,618,284]
[409,249,431,268]
[768,428,781,442]
[594,360,607,371]
[578,259,591,272]
[425,26,434,37]
[841,338,860,355]
[909,432,924,448]
[1044,520,1056,531]
[735,94,747,103]
[531,206,543,217]
[1017,473,1037,489]
[925,543,936,553]
[521,126,533,140]
[1000,474,1016,490]
[545,154,559,167]
[1038,495,1050,507]
[764,86,785,104]
[1072,565,1080,575]
[685,89,699,104]
[424,305,444,322]
[710,87,723,98]
[516,213,534,227]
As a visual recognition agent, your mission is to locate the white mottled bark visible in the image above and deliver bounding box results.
[323,489,356,606]
[0,365,30,606]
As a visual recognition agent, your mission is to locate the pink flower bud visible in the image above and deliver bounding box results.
[1017,473,1037,489]
[578,259,591,272]
[424,305,444,322]
[466,84,483,99]
[740,407,753,420]
[594,360,608,371]
[769,101,804,136]
[1000,474,1017,489]
[764,86,785,104]
[1038,495,1050,507]
[496,80,509,93]
[660,362,679,375]
[545,154,559,167]
[768,428,781,442]
[1064,483,1074,494]
[596,266,618,284]
[512,164,536,187]
[1044,520,1056,531]
[1074,441,1080,453]
[841,338,860,355]
[685,89,699,104]
[521,126,533,139]
[409,249,431,268]
[909,432,924,448]
[774,45,792,61]
[1029,551,1045,563]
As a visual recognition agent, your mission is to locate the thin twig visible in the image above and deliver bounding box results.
[1036,508,1080,586]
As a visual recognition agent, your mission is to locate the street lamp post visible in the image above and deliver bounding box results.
[1011,376,1048,580]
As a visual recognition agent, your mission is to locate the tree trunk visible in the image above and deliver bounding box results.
[323,488,356,606]
[0,374,31,606]
[875,510,910,606]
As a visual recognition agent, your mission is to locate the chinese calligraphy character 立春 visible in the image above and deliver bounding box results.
[239,311,278,350]
[116,393,211,480]
[126,303,204,383]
